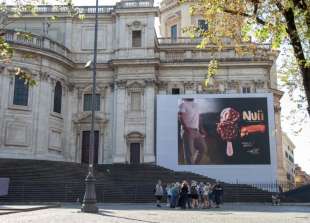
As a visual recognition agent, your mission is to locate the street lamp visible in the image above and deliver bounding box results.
[81,0,99,214]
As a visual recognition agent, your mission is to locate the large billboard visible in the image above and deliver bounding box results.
[178,97,270,165]
[157,94,277,183]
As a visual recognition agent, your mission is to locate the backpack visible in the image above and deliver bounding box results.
[191,186,197,195]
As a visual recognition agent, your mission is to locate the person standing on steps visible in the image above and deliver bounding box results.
[154,180,164,207]
[191,181,199,208]
[214,181,223,208]
[170,183,179,208]
[179,180,189,209]
[166,183,172,207]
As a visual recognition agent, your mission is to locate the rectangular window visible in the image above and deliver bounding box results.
[242,87,251,93]
[53,82,62,114]
[198,20,208,31]
[13,77,29,106]
[83,94,100,111]
[131,92,141,111]
[171,25,177,41]
[285,151,289,158]
[289,155,294,163]
[132,30,142,47]
[172,88,180,95]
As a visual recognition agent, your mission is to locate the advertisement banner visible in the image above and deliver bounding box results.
[178,97,270,165]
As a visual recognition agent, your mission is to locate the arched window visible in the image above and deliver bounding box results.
[53,81,62,113]
[13,77,29,106]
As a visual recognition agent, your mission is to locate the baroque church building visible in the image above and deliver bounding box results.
[0,0,285,181]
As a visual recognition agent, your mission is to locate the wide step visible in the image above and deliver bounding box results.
[0,158,273,203]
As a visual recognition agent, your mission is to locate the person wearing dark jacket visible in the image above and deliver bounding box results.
[213,181,223,208]
[179,181,189,209]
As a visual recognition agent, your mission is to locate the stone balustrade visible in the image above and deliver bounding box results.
[158,37,272,62]
[158,37,271,50]
[5,0,154,15]
[160,0,179,10]
[2,29,72,60]
[116,0,154,8]
[158,37,201,45]
[2,29,271,63]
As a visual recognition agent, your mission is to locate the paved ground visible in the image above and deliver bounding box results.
[0,204,60,216]
[0,203,309,223]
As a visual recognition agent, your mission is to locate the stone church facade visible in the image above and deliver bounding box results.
[0,0,285,181]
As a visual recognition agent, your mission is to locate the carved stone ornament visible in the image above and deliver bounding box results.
[227,80,239,89]
[73,112,107,125]
[67,83,75,92]
[116,80,127,89]
[156,81,168,90]
[109,82,115,91]
[144,79,155,87]
[0,12,8,28]
[254,80,265,89]
[184,81,195,90]
[274,104,281,112]
[39,71,50,81]
[133,21,141,28]
[127,21,146,30]
[126,131,145,144]
[127,81,144,94]
[0,65,5,73]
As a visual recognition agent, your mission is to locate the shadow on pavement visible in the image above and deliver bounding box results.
[98,211,160,223]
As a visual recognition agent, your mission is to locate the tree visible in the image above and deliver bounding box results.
[181,0,309,115]
[0,0,81,86]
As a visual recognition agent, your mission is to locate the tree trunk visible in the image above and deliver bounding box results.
[282,7,310,116]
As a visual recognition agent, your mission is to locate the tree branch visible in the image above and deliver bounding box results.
[292,0,308,10]
[279,3,310,115]
[223,8,266,25]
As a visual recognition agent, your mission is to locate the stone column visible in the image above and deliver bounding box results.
[64,83,75,162]
[103,84,114,164]
[0,67,6,148]
[113,80,127,163]
[144,80,156,163]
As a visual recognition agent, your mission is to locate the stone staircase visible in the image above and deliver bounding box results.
[0,158,272,203]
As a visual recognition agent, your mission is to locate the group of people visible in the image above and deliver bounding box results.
[154,180,224,209]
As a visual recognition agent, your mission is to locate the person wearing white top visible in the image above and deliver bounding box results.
[154,180,164,207]
[203,182,211,208]
[179,98,208,164]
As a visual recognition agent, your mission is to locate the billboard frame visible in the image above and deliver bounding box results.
[156,93,277,184]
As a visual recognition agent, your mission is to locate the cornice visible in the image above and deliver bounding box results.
[12,44,74,69]
[159,60,273,68]
[114,7,159,16]
[109,58,160,67]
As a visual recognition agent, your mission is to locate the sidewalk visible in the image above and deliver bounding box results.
[0,203,309,223]
[0,204,60,215]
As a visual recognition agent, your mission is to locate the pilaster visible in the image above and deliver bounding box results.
[144,79,156,162]
[113,80,127,163]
